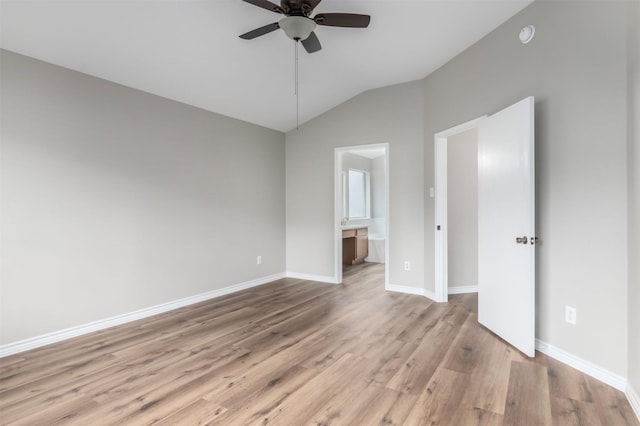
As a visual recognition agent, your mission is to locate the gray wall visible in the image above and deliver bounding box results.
[447,128,478,289]
[342,152,372,175]
[628,0,640,395]
[371,156,386,222]
[286,80,424,286]
[0,50,286,345]
[423,1,628,375]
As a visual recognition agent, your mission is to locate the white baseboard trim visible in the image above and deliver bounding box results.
[385,284,424,296]
[448,285,478,295]
[0,272,286,358]
[424,288,436,301]
[285,272,340,284]
[535,339,627,392]
[627,382,640,422]
[385,284,436,302]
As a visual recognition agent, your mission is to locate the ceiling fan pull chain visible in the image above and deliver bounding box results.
[295,40,299,130]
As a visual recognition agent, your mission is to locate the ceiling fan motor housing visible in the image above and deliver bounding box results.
[280,0,314,16]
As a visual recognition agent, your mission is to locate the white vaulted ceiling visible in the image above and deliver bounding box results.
[0,0,532,132]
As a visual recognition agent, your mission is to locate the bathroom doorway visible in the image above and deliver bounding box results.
[334,143,389,286]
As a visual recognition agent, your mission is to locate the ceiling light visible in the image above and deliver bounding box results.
[279,16,316,41]
[519,25,535,44]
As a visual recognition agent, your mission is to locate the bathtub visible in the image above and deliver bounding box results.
[366,234,386,263]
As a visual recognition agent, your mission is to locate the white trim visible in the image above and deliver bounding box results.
[386,284,436,302]
[535,339,627,392]
[384,146,390,288]
[626,382,640,422]
[423,288,436,301]
[386,284,424,296]
[448,285,478,294]
[335,150,344,284]
[434,135,448,303]
[434,116,486,303]
[0,273,286,358]
[286,272,340,284]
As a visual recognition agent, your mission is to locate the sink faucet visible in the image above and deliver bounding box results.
[341,217,348,225]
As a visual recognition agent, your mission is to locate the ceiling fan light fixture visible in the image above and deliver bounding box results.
[279,16,316,41]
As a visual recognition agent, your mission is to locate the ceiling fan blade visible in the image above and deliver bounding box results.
[314,13,370,28]
[301,31,321,53]
[303,0,322,14]
[241,0,285,14]
[239,22,280,40]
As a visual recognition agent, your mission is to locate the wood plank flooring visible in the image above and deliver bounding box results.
[1,263,637,425]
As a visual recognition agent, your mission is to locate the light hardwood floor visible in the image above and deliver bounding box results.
[1,263,637,425]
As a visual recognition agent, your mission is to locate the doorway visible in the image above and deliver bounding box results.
[434,116,486,302]
[434,97,536,357]
[334,143,389,286]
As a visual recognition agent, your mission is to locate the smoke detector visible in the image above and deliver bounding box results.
[519,25,535,44]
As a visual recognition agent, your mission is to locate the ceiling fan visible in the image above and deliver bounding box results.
[239,0,371,54]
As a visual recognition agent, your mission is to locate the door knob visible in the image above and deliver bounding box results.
[516,236,528,244]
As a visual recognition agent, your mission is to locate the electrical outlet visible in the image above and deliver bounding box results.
[403,261,411,271]
[257,255,262,265]
[565,306,576,325]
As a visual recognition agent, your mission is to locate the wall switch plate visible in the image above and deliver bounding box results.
[565,306,576,325]
[257,255,262,265]
[403,261,411,271]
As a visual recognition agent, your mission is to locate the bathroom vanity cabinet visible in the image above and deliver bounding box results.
[342,227,368,265]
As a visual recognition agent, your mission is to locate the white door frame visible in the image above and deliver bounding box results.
[334,143,390,286]
[434,116,486,303]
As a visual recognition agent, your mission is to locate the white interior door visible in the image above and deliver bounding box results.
[478,96,535,357]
